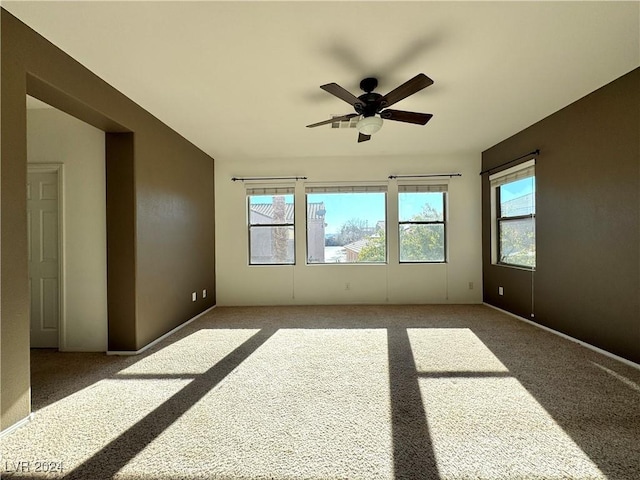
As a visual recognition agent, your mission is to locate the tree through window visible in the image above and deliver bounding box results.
[398,185,447,263]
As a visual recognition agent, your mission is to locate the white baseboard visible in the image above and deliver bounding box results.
[60,347,106,353]
[0,413,35,439]
[107,305,216,356]
[483,303,640,371]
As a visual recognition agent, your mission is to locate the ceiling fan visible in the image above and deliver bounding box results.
[306,73,434,143]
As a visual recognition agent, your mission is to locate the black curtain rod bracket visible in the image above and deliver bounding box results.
[388,173,462,179]
[479,149,540,176]
[231,176,308,182]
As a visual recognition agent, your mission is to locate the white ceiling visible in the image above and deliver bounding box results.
[7,1,640,162]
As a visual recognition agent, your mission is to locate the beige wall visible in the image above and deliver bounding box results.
[27,106,107,351]
[216,154,482,305]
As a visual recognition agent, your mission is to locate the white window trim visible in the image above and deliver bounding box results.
[246,185,296,266]
[490,159,536,268]
[304,185,388,264]
[397,187,448,263]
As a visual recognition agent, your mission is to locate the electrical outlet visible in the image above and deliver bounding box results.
[468,282,474,290]
[498,286,504,296]
[203,289,207,299]
[192,292,197,302]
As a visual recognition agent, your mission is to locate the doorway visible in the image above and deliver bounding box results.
[26,99,109,352]
[27,165,63,348]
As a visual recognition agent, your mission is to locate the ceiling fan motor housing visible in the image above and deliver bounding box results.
[356,92,385,117]
[359,77,378,93]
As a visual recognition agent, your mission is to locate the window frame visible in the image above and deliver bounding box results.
[304,185,388,265]
[490,160,536,270]
[247,187,296,266]
[398,189,448,264]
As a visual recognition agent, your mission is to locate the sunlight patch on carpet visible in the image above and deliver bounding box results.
[408,328,509,373]
[116,329,261,376]
[419,377,605,479]
[407,328,605,479]
[1,379,190,474]
[118,328,393,480]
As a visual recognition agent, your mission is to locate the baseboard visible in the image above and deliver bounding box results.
[60,347,106,353]
[0,413,35,439]
[483,303,640,370]
[107,305,216,356]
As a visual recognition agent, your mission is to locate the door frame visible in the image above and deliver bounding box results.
[27,163,65,350]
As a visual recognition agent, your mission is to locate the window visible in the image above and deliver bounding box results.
[490,161,536,268]
[247,186,295,265]
[398,184,447,262]
[305,185,387,264]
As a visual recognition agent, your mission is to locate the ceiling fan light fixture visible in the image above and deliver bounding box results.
[356,115,383,135]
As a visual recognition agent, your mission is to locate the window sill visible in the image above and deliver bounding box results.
[493,262,535,272]
[399,261,447,265]
[306,262,388,266]
[249,263,295,267]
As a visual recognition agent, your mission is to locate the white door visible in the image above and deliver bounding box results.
[28,170,60,348]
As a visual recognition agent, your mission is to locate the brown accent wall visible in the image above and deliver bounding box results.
[106,133,137,351]
[1,9,216,429]
[482,68,640,364]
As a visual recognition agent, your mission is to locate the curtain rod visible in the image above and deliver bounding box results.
[388,173,462,179]
[479,149,540,176]
[231,176,307,182]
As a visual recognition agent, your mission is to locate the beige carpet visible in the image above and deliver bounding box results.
[1,305,639,479]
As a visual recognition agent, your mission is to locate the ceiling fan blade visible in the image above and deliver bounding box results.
[380,109,433,125]
[306,113,359,128]
[320,83,364,107]
[358,133,371,143]
[380,73,434,108]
